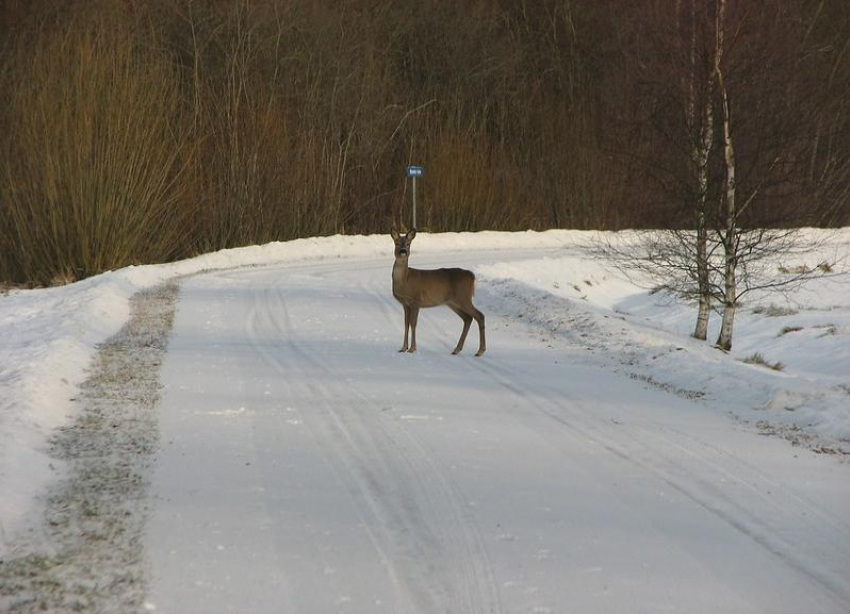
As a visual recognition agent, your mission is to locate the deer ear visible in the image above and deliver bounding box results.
[391,228,400,241]
[407,228,417,241]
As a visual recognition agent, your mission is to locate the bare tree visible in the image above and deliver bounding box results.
[713,0,737,350]
[685,0,716,340]
[598,0,848,350]
[709,0,846,349]
[598,0,720,340]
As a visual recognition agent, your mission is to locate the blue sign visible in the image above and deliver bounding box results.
[407,165,424,178]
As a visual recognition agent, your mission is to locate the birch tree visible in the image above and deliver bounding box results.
[596,0,719,341]
[598,0,847,350]
[709,0,845,350]
[713,0,737,350]
[686,0,716,340]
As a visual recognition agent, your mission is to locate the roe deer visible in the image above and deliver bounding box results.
[391,228,486,356]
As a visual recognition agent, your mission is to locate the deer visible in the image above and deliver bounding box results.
[391,228,486,356]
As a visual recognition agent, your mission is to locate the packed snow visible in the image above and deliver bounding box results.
[2,229,849,613]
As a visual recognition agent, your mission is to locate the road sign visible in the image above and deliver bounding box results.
[407,166,424,228]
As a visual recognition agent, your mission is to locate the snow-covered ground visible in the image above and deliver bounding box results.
[2,230,849,612]
[479,234,850,447]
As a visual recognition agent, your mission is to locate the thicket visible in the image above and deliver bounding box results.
[1,0,848,285]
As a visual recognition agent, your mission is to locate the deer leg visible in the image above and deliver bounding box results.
[449,306,473,355]
[407,306,420,353]
[400,305,410,352]
[470,305,486,356]
[457,298,486,356]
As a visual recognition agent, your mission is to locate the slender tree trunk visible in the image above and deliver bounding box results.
[688,0,714,341]
[716,234,737,350]
[693,74,714,341]
[694,218,711,339]
[715,0,737,351]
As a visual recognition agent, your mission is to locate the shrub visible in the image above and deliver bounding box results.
[0,13,188,284]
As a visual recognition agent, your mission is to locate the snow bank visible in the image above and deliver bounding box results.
[477,229,850,445]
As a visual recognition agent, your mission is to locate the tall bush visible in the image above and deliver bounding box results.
[0,12,187,284]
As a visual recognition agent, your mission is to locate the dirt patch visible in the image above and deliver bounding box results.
[0,282,179,613]
[627,372,706,400]
[755,421,849,457]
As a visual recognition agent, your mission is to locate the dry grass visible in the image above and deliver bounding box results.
[1,12,188,283]
[752,304,799,317]
[743,352,786,371]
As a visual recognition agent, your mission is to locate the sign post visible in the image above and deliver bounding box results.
[407,166,424,229]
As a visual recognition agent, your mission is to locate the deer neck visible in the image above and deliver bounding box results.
[392,256,411,290]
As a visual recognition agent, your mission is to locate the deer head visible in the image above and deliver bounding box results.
[391,228,416,259]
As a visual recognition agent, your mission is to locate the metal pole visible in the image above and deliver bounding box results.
[412,176,417,229]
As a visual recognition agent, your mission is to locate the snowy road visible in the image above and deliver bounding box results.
[145,250,850,614]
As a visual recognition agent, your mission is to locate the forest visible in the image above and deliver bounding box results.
[1,0,848,284]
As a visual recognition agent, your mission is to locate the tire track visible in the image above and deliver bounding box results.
[245,274,502,614]
[459,342,850,611]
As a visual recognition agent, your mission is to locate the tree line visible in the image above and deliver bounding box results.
[1,0,848,285]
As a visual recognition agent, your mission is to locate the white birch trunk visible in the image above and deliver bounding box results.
[694,220,711,340]
[715,0,738,351]
[717,246,737,350]
[689,0,714,341]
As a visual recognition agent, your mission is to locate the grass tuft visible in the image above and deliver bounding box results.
[752,304,799,317]
[743,352,785,371]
